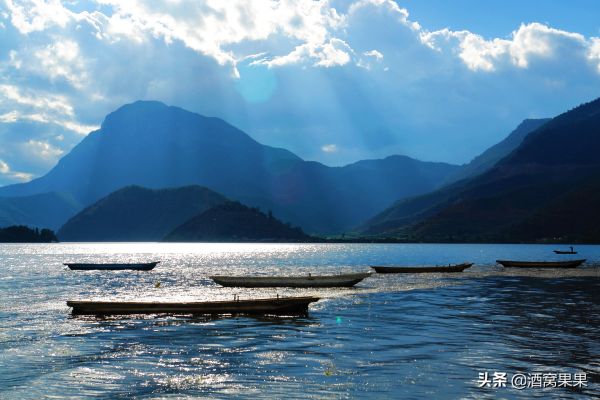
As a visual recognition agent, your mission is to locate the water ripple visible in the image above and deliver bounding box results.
[0,243,598,398]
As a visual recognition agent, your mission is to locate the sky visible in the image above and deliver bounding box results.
[0,0,599,186]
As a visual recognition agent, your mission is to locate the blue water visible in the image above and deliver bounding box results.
[1,243,598,398]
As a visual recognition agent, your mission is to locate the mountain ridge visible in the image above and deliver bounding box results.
[0,192,80,230]
[58,185,228,241]
[443,118,550,183]
[361,96,600,242]
[164,201,312,242]
[361,117,550,234]
[0,100,460,233]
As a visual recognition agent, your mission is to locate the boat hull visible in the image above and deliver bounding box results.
[210,272,371,288]
[553,251,577,254]
[64,262,159,271]
[371,263,473,274]
[496,259,585,268]
[67,296,320,316]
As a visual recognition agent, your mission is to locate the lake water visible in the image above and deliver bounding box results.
[1,243,598,399]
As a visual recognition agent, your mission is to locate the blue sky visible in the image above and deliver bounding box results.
[1,0,599,185]
[401,0,600,38]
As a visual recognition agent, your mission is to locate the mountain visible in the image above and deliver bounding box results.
[164,201,311,242]
[58,185,227,241]
[362,118,550,234]
[362,97,600,242]
[0,192,80,230]
[0,101,459,233]
[444,118,550,183]
[503,176,600,243]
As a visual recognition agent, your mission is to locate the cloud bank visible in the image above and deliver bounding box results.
[1,0,599,185]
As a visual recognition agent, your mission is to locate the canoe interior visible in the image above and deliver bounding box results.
[371,263,473,274]
[496,259,585,268]
[67,296,320,316]
[210,272,371,288]
[64,261,159,271]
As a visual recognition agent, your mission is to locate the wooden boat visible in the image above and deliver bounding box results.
[496,259,585,268]
[371,263,473,274]
[64,261,159,271]
[553,247,577,254]
[67,296,320,316]
[210,272,371,288]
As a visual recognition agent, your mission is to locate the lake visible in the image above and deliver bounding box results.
[1,243,598,399]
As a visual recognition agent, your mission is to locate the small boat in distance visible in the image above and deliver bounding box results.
[371,263,473,274]
[496,259,585,268]
[210,272,371,288]
[64,261,159,271]
[67,296,320,316]
[553,246,577,254]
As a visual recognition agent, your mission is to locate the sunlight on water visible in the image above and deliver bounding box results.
[1,243,598,398]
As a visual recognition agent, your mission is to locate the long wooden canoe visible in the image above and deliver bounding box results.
[67,296,320,316]
[371,263,473,274]
[496,259,585,268]
[553,250,577,254]
[210,272,371,288]
[64,261,159,271]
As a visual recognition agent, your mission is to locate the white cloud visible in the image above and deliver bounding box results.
[348,0,412,27]
[0,159,9,174]
[588,37,600,73]
[421,23,592,72]
[9,39,89,89]
[0,158,33,182]
[10,171,34,181]
[364,49,383,60]
[8,50,22,69]
[0,85,98,134]
[33,39,88,88]
[357,49,383,69]
[509,23,586,68]
[0,110,20,122]
[91,0,346,75]
[3,0,104,36]
[261,37,353,68]
[59,120,98,135]
[1,84,74,115]
[4,0,598,76]
[4,0,73,34]
[321,144,338,153]
[314,38,352,67]
[0,0,599,177]
[24,139,64,159]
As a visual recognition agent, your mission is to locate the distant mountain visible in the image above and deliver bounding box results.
[361,118,550,234]
[444,118,550,183]
[0,192,80,230]
[0,101,459,233]
[362,97,600,242]
[58,185,227,241]
[164,201,311,242]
